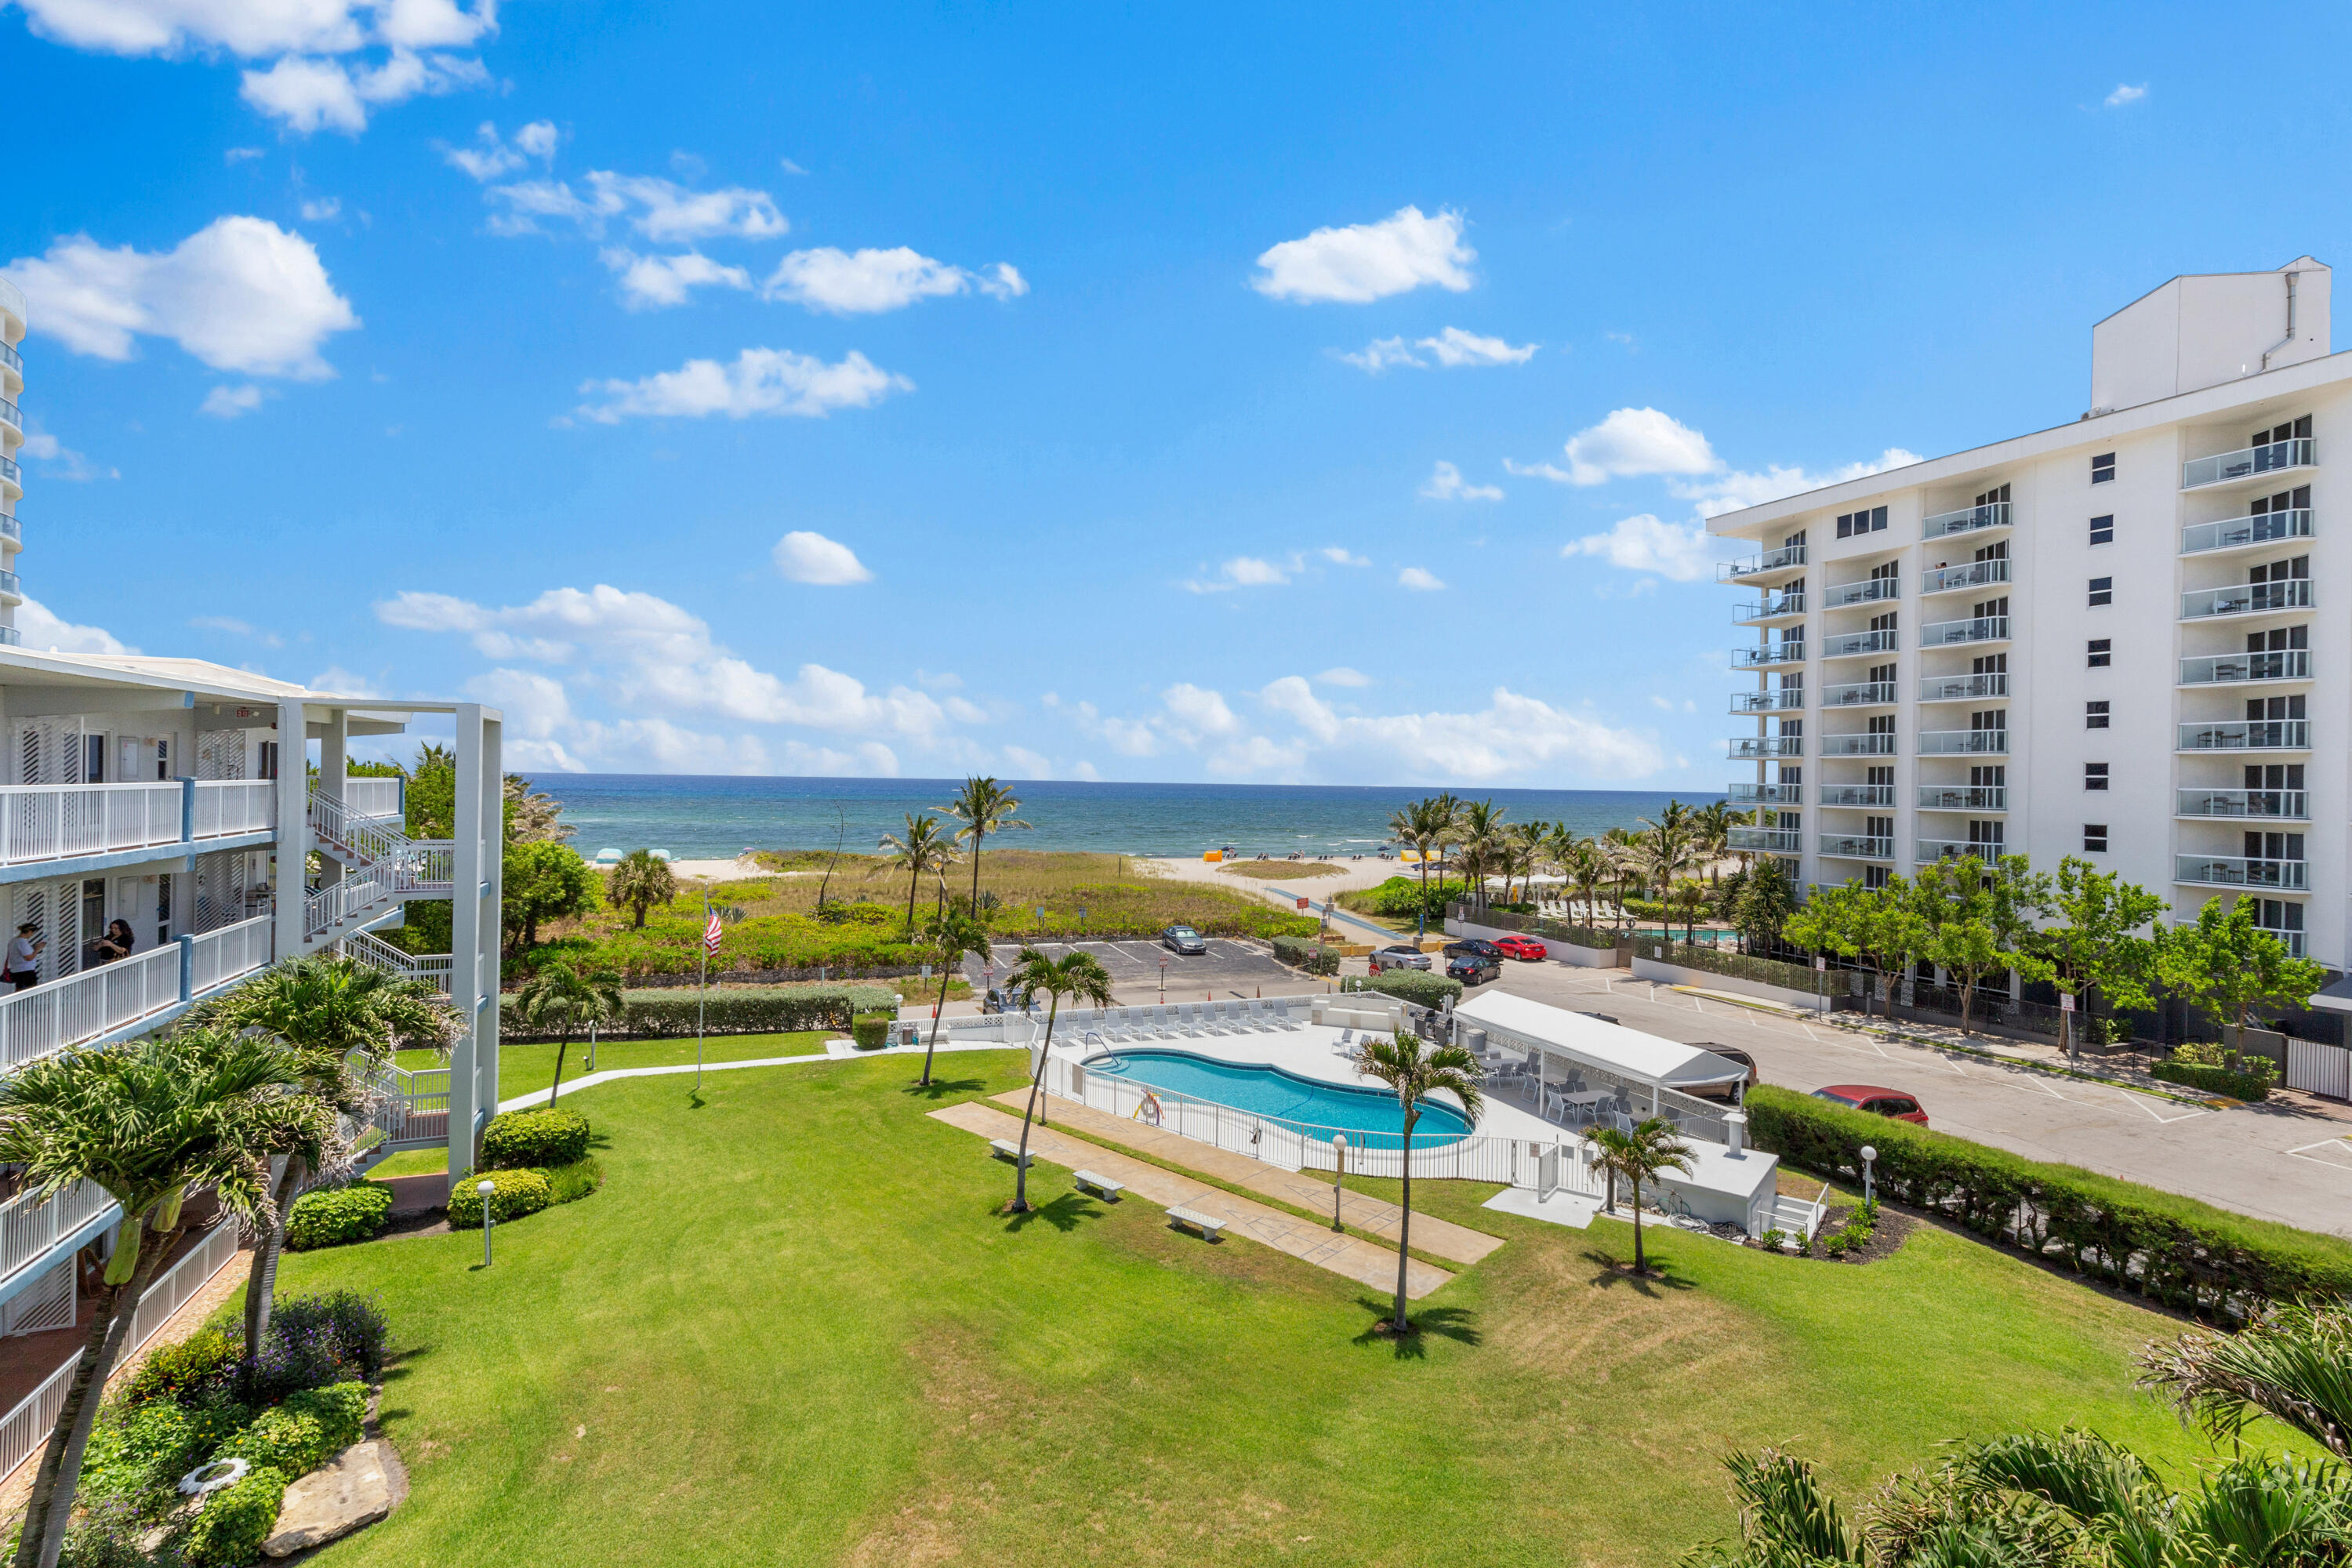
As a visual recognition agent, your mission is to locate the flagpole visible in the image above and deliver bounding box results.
[697,889,709,1094]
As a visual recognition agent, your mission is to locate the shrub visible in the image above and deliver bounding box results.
[79,1397,246,1508]
[617,988,856,1038]
[2151,1043,2277,1101]
[542,1157,602,1205]
[56,1494,149,1568]
[1271,936,1341,976]
[217,1405,331,1476]
[1756,1228,1787,1253]
[280,1381,366,1455]
[449,1167,553,1230]
[1340,876,1466,923]
[285,1182,394,1251]
[266,1291,390,1383]
[481,1108,591,1170]
[124,1327,240,1408]
[1632,936,1833,997]
[1341,971,1463,1007]
[1746,1084,2352,1316]
[181,1465,288,1568]
[851,1011,891,1050]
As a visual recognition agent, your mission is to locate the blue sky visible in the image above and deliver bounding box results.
[5,2,2350,786]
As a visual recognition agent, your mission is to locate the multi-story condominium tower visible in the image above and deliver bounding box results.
[1713,256,2341,973]
[0,277,27,643]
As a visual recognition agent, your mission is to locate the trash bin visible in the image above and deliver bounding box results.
[1465,1028,1488,1056]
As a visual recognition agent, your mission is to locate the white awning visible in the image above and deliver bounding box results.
[1451,989,1748,1088]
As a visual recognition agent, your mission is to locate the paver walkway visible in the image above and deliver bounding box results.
[930,1102,1457,1298]
[987,1090,1505,1266]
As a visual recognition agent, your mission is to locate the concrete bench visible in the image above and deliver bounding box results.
[988,1138,1033,1168]
[1072,1169,1125,1200]
[1167,1204,1226,1240]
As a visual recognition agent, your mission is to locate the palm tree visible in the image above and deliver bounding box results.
[1000,947,1114,1212]
[604,848,678,930]
[878,811,958,936]
[515,959,624,1105]
[1588,1116,1695,1275]
[1542,822,1577,913]
[1693,800,1733,887]
[916,909,991,1088]
[1602,831,1646,935]
[2138,1299,2352,1459]
[189,954,457,1369]
[1386,795,1456,938]
[944,776,1032,909]
[1563,837,1608,927]
[1352,1029,1484,1334]
[1667,877,1708,944]
[1501,820,1545,906]
[0,1029,316,1568]
[1454,799,1506,909]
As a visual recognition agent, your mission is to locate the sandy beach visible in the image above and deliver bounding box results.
[1139,855,1418,895]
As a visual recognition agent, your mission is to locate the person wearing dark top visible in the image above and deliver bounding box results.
[93,920,135,964]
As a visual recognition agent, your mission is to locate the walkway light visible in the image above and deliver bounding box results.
[1858,1145,1877,1205]
[478,1178,496,1267]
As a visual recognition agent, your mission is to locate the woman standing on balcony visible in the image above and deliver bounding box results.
[93,920,133,964]
[5,924,42,990]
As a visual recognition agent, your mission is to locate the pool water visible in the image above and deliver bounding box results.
[1088,1049,1472,1146]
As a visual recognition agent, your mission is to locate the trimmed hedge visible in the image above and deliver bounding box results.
[449,1167,553,1229]
[281,1381,366,1455]
[500,985,895,1042]
[285,1182,394,1251]
[1342,971,1462,1007]
[851,1011,891,1050]
[1634,936,1832,996]
[124,1327,239,1407]
[217,1404,333,1477]
[1272,936,1341,976]
[2151,1060,2274,1100]
[482,1108,591,1170]
[183,1465,289,1568]
[1745,1084,2352,1318]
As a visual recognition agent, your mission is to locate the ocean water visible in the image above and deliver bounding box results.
[531,775,1726,860]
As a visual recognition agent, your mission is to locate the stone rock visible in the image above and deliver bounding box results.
[261,1441,395,1558]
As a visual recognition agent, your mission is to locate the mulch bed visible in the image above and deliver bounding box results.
[1748,1203,1918,1265]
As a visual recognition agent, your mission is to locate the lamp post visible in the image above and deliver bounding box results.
[1858,1145,1877,1207]
[1330,1134,1347,1232]
[477,1178,496,1267]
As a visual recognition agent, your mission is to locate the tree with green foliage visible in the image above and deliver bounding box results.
[1352,1029,1484,1332]
[604,848,679,930]
[515,959,624,1105]
[1562,834,1609,927]
[1785,880,1868,1007]
[2157,896,2327,1036]
[1911,854,2049,1036]
[1453,798,1507,909]
[1730,857,1795,954]
[916,909,991,1089]
[1588,1116,1695,1277]
[944,777,1031,909]
[2027,857,2168,1057]
[502,840,599,956]
[1000,947,1113,1212]
[1667,877,1708,942]
[878,811,958,936]
[2139,1298,2352,1459]
[1385,795,1457,938]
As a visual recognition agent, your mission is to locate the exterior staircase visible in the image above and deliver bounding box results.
[338,928,455,994]
[303,788,456,947]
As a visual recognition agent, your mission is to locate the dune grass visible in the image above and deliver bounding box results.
[1218,860,1347,880]
[264,1051,2281,1567]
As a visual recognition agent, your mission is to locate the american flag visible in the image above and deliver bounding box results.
[702,912,724,956]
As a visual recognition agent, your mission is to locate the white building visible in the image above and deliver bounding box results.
[1,276,29,643]
[1713,256,2342,975]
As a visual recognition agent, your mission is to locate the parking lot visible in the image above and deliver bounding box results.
[962,936,1314,1004]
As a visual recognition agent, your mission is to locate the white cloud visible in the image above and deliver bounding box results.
[1224,557,1291,587]
[1162,683,1241,739]
[1314,666,1371,688]
[198,383,270,418]
[771,531,873,586]
[190,613,283,647]
[1558,407,1719,485]
[999,745,1051,779]
[1397,566,1446,591]
[17,597,132,655]
[223,146,264,164]
[1252,205,1474,304]
[1564,514,1714,582]
[1070,760,1102,782]
[239,48,488,134]
[443,119,557,181]
[1182,546,1370,593]
[299,197,340,221]
[1417,326,1535,367]
[2104,82,2147,107]
[4,216,358,379]
[486,171,786,241]
[760,246,1027,314]
[1260,675,1339,742]
[307,664,379,696]
[1502,459,1574,484]
[20,433,114,481]
[1319,546,1369,567]
[573,347,910,423]
[1670,447,1923,519]
[1419,460,1502,502]
[599,248,751,310]
[1338,336,1421,373]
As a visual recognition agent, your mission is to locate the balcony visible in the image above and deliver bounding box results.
[1727,782,1803,804]
[0,779,276,873]
[2182,508,2313,556]
[2180,719,2310,751]
[2176,855,2307,890]
[1820,834,1894,861]
[1920,672,2007,702]
[1918,785,2007,811]
[2180,580,2312,620]
[0,514,16,546]
[1922,501,2012,539]
[1820,733,1896,757]
[0,456,16,488]
[1731,642,1806,670]
[0,398,17,437]
[1820,629,1896,658]
[0,571,20,604]
[1818,784,1896,808]
[0,627,20,648]
[1821,576,1899,608]
[0,341,18,376]
[2176,788,2308,820]
[1820,680,1897,709]
[1718,543,1807,582]
[1920,615,2009,647]
[2180,650,2310,686]
[1729,737,1802,760]
[1918,840,2002,863]
[1918,729,2009,755]
[1729,826,1802,853]
[1731,688,1806,714]
[1920,559,2011,596]
[1734,590,1806,622]
[2182,437,2314,490]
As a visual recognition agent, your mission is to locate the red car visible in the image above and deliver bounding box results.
[1494,935,1548,962]
[1812,1085,1929,1126]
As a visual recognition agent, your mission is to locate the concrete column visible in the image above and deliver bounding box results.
[476,714,503,1154]
[448,705,485,1196]
[318,710,347,895]
[271,703,308,962]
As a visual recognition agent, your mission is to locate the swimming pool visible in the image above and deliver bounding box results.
[1087,1048,1472,1147]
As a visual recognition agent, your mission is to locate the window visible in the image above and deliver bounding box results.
[2091,452,2115,485]
[82,735,105,784]
[2087,638,2111,668]
[1863,865,1892,890]
[1835,505,1888,539]
[2088,576,2113,607]
[2085,763,2109,790]
[2083,825,2108,853]
[2089,514,2114,546]
[2085,701,2111,729]
[256,741,279,781]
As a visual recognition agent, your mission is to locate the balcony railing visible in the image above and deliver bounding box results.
[1728,827,1802,853]
[1731,643,1806,669]
[0,456,16,485]
[0,779,275,871]
[1919,729,2009,754]
[1718,543,1807,581]
[2180,719,2310,751]
[0,914,277,1078]
[1820,834,1894,860]
[1918,786,2006,811]
[2176,855,2307,890]
[0,628,21,648]
[1922,501,2012,539]
[2176,788,2307,819]
[2181,579,2312,619]
[1919,559,2011,596]
[1819,733,1896,756]
[2180,650,2310,685]
[1920,672,2007,702]
[1918,840,2002,863]
[1731,688,1806,713]
[1822,576,1899,608]
[1818,784,1896,808]
[0,514,17,545]
[1820,629,1896,658]
[2182,437,2314,490]
[0,341,20,375]
[0,399,17,435]
[1820,681,1897,708]
[1729,737,1802,760]
[2182,508,2313,555]
[1727,782,1803,804]
[0,572,19,603]
[1920,615,2010,646]
[1734,591,1806,621]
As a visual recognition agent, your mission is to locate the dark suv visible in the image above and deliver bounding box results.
[1443,938,1505,964]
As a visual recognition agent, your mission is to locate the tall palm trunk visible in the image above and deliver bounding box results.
[969,829,986,909]
[903,869,919,937]
[919,964,954,1087]
[1392,1111,1417,1332]
[241,1155,307,1367]
[1630,1175,1647,1274]
[1011,997,1059,1212]
[548,1028,571,1105]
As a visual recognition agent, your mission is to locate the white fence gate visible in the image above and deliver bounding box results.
[2285,1038,2352,1099]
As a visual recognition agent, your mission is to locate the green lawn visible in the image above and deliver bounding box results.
[268,1051,2288,1567]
